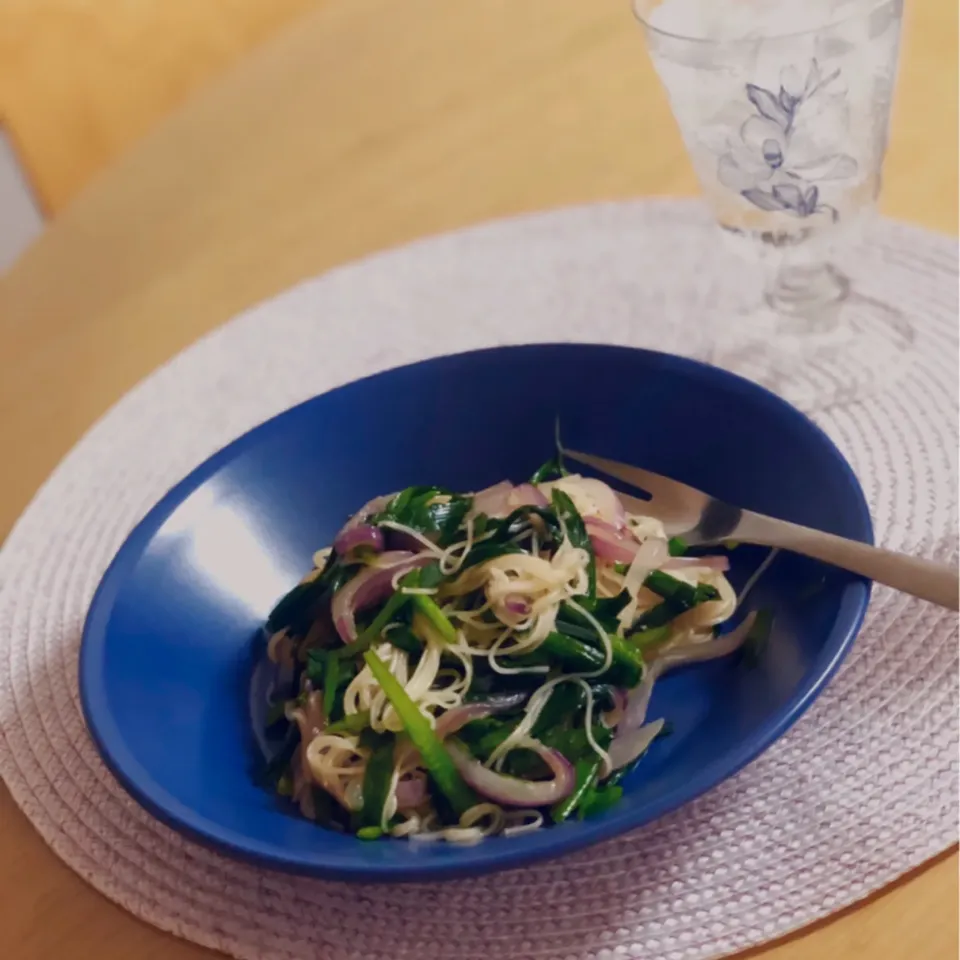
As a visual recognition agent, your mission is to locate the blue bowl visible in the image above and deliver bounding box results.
[80,344,871,881]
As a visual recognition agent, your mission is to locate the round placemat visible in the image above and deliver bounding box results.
[1,199,957,960]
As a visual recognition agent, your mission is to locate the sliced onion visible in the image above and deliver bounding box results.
[395,772,428,810]
[542,475,626,528]
[331,551,433,643]
[333,524,385,557]
[434,693,529,740]
[620,667,657,733]
[340,493,394,532]
[286,690,325,743]
[585,517,640,564]
[291,746,316,818]
[509,483,549,509]
[658,611,758,670]
[471,481,514,518]
[503,593,531,616]
[384,529,434,553]
[446,738,575,807]
[602,687,628,728]
[619,612,759,733]
[574,477,627,528]
[608,719,665,771]
[662,555,730,572]
[623,537,669,597]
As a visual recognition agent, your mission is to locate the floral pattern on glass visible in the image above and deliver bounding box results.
[717,59,858,223]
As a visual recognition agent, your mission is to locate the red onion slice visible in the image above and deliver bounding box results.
[384,529,434,553]
[434,693,529,740]
[395,771,428,810]
[286,690,326,744]
[662,555,730,572]
[330,492,394,559]
[623,537,670,599]
[471,481,514,518]
[618,612,759,733]
[331,551,433,643]
[607,719,665,771]
[393,695,530,773]
[509,483,549,509]
[446,738,575,807]
[602,687,628,728]
[575,477,627,529]
[585,517,641,564]
[333,524,385,557]
[620,667,657,734]
[339,493,394,533]
[503,593,531,616]
[657,611,758,671]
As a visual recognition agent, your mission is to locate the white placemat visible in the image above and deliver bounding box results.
[1,199,957,960]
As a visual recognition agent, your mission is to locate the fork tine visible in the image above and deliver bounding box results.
[563,449,701,499]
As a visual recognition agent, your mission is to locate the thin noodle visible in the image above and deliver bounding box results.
[737,548,780,608]
[503,809,544,837]
[267,476,752,844]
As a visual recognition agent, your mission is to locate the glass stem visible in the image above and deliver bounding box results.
[764,261,851,330]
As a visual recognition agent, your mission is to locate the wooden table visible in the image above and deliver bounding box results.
[0,0,320,212]
[1,0,956,957]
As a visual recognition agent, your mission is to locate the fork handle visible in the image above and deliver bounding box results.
[737,513,959,610]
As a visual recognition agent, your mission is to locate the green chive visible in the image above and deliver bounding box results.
[667,536,688,557]
[550,756,602,823]
[363,650,478,817]
[358,735,397,830]
[629,624,671,651]
[322,655,339,721]
[411,594,458,644]
[325,710,371,735]
[578,784,623,819]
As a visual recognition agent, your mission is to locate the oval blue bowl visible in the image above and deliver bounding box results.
[80,344,871,881]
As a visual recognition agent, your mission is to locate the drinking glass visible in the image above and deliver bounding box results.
[633,0,908,410]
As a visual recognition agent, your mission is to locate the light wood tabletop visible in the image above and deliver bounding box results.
[0,0,320,212]
[0,0,956,957]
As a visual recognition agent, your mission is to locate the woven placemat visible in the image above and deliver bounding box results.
[1,199,957,960]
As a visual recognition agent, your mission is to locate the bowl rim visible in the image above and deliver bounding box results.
[80,343,873,881]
